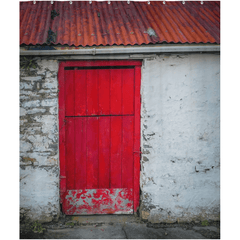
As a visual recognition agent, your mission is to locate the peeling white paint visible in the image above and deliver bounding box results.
[20,166,59,222]
[140,54,220,222]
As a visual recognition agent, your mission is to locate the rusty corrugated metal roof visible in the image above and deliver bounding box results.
[20,1,220,46]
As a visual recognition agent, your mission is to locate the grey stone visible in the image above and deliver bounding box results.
[20,107,27,116]
[27,135,54,152]
[27,108,47,114]
[49,106,58,115]
[20,141,33,152]
[41,98,57,107]
[20,82,33,90]
[22,100,41,108]
[21,76,42,81]
[42,81,58,90]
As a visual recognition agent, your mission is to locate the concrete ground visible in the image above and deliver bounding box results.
[20,215,220,239]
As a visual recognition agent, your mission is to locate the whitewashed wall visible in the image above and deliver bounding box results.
[140,53,220,223]
[20,53,220,223]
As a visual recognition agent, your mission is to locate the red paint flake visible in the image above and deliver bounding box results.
[63,189,133,215]
[117,198,123,205]
[72,190,76,196]
[126,202,133,208]
[91,198,100,205]
[76,193,81,198]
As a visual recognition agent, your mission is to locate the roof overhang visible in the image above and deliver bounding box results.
[20,44,220,57]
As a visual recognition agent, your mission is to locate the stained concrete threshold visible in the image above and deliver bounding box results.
[71,215,138,225]
[20,215,220,239]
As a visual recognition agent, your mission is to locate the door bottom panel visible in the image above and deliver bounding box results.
[62,188,133,215]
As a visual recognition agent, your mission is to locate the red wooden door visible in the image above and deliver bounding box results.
[59,61,141,215]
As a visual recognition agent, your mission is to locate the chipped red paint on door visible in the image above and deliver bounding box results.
[58,60,141,215]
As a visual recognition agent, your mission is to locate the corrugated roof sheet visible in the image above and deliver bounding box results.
[20,1,220,46]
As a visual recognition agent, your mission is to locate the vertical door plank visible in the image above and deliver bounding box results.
[122,68,134,115]
[110,69,122,115]
[65,70,75,116]
[122,116,134,188]
[98,69,110,115]
[87,70,99,115]
[133,66,141,212]
[75,70,87,116]
[75,118,87,189]
[99,117,111,188]
[110,116,122,188]
[86,117,99,189]
[65,118,75,190]
[58,63,66,202]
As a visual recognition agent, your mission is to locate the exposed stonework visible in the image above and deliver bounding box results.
[20,58,60,223]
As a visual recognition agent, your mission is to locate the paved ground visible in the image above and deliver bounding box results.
[20,215,220,239]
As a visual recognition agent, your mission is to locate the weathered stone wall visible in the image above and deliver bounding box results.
[20,58,60,223]
[140,53,220,223]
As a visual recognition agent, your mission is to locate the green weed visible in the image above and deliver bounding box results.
[201,220,209,226]
[66,222,75,227]
[20,57,39,70]
[31,221,45,233]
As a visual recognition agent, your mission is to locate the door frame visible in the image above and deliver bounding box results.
[58,60,142,213]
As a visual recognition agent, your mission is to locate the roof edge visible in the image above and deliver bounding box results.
[20,44,220,56]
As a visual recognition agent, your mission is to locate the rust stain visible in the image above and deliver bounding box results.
[47,158,57,164]
[20,1,220,46]
[22,157,36,163]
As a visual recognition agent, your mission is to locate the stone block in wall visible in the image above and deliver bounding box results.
[21,100,41,109]
[20,107,27,116]
[33,115,58,142]
[21,76,43,81]
[20,82,34,90]
[20,141,33,152]
[37,59,59,75]
[26,108,47,115]
[20,152,58,166]
[41,98,58,107]
[42,78,58,91]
